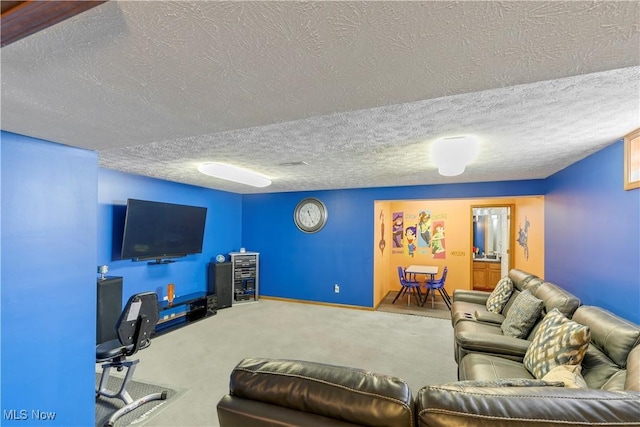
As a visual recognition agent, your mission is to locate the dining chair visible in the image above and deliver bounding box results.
[392,266,423,306]
[422,266,451,310]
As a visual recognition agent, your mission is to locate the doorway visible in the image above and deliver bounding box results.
[471,205,513,290]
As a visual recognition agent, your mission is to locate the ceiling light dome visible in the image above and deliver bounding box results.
[431,136,480,176]
[198,163,272,187]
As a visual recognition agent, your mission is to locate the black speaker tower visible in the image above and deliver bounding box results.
[208,262,233,309]
[96,276,123,345]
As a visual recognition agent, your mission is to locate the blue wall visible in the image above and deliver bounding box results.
[545,140,640,323]
[1,132,97,426]
[1,133,242,426]
[98,169,242,300]
[473,218,486,254]
[2,129,638,425]
[242,181,546,307]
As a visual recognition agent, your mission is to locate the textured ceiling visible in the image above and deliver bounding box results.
[2,1,639,194]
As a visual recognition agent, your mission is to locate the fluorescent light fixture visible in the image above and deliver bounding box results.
[431,136,480,176]
[198,163,272,187]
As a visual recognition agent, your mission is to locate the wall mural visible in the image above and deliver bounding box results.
[404,211,418,257]
[385,209,447,259]
[418,210,432,248]
[392,212,404,249]
[517,216,531,260]
[431,220,446,258]
[405,224,417,257]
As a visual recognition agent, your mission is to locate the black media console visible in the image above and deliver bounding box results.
[153,291,217,336]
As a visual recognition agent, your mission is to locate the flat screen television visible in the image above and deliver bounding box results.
[121,199,207,263]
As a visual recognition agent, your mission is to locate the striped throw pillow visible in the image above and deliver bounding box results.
[486,276,514,314]
[524,309,591,379]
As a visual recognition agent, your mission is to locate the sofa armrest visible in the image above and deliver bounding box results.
[217,395,360,427]
[218,358,414,427]
[474,310,505,325]
[456,330,531,360]
[452,290,490,305]
[416,385,640,427]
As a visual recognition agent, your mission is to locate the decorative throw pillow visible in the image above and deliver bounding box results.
[500,289,544,338]
[541,365,588,389]
[486,276,514,314]
[523,308,591,379]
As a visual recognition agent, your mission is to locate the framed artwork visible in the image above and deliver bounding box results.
[624,128,640,190]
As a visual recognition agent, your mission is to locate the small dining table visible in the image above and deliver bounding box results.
[404,265,438,307]
[405,265,438,280]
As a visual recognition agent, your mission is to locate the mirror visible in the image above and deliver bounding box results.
[472,207,509,260]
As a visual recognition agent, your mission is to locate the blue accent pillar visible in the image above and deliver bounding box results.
[1,131,98,426]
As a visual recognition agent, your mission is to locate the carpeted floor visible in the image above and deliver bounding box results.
[122,299,457,426]
[377,290,452,320]
[95,373,183,427]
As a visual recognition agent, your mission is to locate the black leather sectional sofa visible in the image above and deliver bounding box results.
[217,269,640,426]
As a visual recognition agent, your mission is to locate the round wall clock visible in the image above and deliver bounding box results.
[294,197,328,233]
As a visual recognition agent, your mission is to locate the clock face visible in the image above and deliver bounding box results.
[294,198,327,233]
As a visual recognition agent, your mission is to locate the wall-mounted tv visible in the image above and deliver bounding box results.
[121,199,207,264]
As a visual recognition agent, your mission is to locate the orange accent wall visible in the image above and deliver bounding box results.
[374,201,392,306]
[514,196,545,277]
[372,196,545,307]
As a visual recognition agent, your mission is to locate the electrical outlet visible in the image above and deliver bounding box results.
[334,284,340,293]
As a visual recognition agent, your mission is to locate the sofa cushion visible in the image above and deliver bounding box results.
[541,365,588,389]
[600,370,627,391]
[452,289,491,305]
[533,281,581,318]
[416,384,640,427]
[524,308,591,379]
[500,290,544,338]
[522,277,545,293]
[572,306,640,368]
[485,276,513,314]
[454,321,531,363]
[507,268,537,291]
[627,345,640,391]
[570,306,640,390]
[459,353,534,381]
